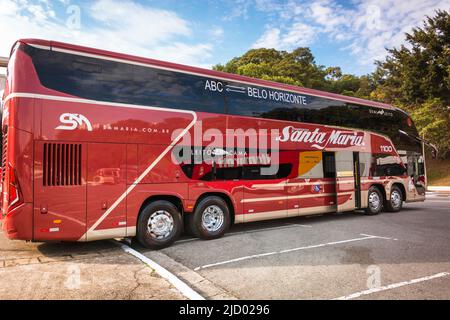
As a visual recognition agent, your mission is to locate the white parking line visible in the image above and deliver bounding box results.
[176,223,313,244]
[334,272,450,300]
[113,240,205,300]
[360,233,398,241]
[194,234,394,271]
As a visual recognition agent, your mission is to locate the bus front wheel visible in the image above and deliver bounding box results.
[188,196,231,240]
[136,200,182,249]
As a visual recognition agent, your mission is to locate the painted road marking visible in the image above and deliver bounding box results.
[194,234,394,271]
[360,233,398,241]
[114,240,205,300]
[176,223,313,244]
[334,272,450,300]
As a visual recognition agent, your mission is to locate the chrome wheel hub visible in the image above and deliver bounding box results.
[202,205,224,232]
[147,210,174,239]
[369,191,381,211]
[391,190,402,208]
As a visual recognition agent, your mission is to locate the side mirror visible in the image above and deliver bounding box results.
[431,148,437,159]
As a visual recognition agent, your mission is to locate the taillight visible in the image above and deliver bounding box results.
[8,165,22,210]
[418,175,426,185]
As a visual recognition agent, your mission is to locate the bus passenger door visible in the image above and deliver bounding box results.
[353,152,361,209]
[335,151,356,212]
[86,143,127,240]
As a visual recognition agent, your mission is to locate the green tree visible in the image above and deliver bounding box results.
[213,10,449,157]
[213,47,328,89]
[214,47,375,97]
[373,10,450,157]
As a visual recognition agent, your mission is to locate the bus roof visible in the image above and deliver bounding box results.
[16,38,399,112]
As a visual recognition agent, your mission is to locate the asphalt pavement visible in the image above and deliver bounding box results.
[1,193,448,300]
[137,193,450,299]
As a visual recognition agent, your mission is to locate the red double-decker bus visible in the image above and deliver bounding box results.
[1,39,428,249]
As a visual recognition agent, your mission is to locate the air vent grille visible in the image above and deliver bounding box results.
[43,143,82,186]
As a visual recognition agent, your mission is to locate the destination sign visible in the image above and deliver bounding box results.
[204,79,308,105]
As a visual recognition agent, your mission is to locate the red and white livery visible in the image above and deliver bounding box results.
[1,39,426,248]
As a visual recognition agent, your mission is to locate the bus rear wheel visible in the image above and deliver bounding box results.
[188,196,231,240]
[136,200,182,249]
[365,186,383,215]
[384,186,403,212]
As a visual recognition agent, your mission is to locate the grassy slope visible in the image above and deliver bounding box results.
[426,155,450,186]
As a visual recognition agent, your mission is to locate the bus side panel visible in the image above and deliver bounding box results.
[298,180,337,214]
[86,143,127,240]
[124,144,189,234]
[243,180,287,222]
[33,141,87,241]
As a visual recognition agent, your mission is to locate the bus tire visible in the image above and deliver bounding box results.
[188,196,231,240]
[136,200,182,249]
[365,186,383,215]
[384,186,403,212]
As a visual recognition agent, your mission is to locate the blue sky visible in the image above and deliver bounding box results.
[1,0,449,75]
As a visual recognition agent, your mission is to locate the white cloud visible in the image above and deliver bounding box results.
[209,26,224,40]
[250,0,450,69]
[309,0,347,31]
[252,27,281,48]
[223,0,252,21]
[347,0,450,65]
[89,0,191,45]
[253,23,316,49]
[0,0,20,15]
[0,0,214,68]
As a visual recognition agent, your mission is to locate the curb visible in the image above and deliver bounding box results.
[114,240,205,300]
[427,186,450,192]
[142,250,238,300]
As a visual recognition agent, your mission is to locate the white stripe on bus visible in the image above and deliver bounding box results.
[241,192,353,203]
[251,181,336,189]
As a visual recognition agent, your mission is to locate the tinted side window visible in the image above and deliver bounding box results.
[359,152,372,177]
[132,67,225,113]
[24,44,422,154]
[242,164,292,180]
[371,155,406,177]
[215,167,241,180]
[24,45,225,114]
[225,81,309,121]
[181,163,292,181]
[322,152,336,178]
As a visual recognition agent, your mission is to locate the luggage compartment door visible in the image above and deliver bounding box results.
[86,143,127,240]
[34,142,87,241]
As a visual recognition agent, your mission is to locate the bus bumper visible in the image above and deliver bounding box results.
[1,203,33,240]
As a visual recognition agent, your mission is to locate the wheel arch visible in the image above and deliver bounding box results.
[138,195,184,221]
[369,183,387,201]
